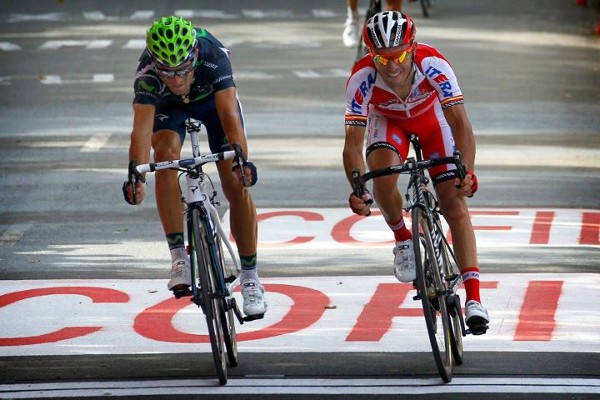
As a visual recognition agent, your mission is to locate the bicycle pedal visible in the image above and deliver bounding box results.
[171,285,192,299]
[243,313,265,322]
[466,318,489,336]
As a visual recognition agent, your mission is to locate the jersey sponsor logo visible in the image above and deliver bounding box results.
[351,72,376,114]
[214,74,232,84]
[424,65,453,98]
[136,80,157,93]
[196,28,208,38]
[203,61,218,69]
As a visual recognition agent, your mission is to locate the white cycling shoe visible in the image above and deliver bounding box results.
[465,300,490,335]
[393,240,417,282]
[168,258,191,295]
[241,279,267,317]
[343,17,359,48]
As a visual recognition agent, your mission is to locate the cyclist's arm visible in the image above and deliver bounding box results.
[129,103,155,165]
[444,103,475,171]
[343,124,367,184]
[214,87,248,156]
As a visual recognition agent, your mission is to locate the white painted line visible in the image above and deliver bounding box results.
[80,133,111,152]
[0,224,30,246]
[7,13,64,23]
[130,10,154,20]
[39,75,61,84]
[85,40,112,50]
[312,9,337,18]
[82,11,105,21]
[175,9,237,19]
[0,42,21,51]
[242,10,295,18]
[293,70,321,78]
[91,74,114,83]
[122,39,145,49]
[39,40,88,50]
[0,377,598,398]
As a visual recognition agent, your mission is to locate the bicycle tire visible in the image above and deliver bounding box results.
[437,226,464,365]
[412,206,453,382]
[420,0,430,18]
[354,0,382,64]
[191,208,228,385]
[213,234,238,367]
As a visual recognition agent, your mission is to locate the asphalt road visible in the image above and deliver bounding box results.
[0,0,599,399]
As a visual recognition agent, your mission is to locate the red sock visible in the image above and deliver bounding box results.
[388,217,412,242]
[462,267,481,303]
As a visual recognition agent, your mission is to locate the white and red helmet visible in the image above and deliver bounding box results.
[363,11,416,51]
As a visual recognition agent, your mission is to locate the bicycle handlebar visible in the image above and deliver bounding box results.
[352,151,466,196]
[135,150,235,175]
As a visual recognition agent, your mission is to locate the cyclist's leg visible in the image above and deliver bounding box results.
[385,0,403,11]
[152,106,190,292]
[201,99,266,316]
[365,113,416,281]
[365,114,408,225]
[423,112,489,329]
[343,0,360,48]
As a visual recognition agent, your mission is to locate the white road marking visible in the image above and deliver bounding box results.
[175,9,237,20]
[0,377,598,398]
[0,42,21,51]
[130,10,154,20]
[7,13,65,23]
[82,11,105,21]
[39,74,114,85]
[80,133,111,152]
[39,40,112,50]
[0,224,30,246]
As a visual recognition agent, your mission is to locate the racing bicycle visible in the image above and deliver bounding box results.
[128,118,262,385]
[352,134,487,382]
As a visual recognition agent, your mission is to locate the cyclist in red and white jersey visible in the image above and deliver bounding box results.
[343,11,489,331]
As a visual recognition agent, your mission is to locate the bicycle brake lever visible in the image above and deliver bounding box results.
[127,160,146,204]
[352,169,364,197]
[352,169,373,205]
[453,151,467,189]
[232,144,249,187]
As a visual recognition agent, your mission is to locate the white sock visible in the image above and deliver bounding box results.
[170,247,187,263]
[240,268,259,283]
[347,8,358,21]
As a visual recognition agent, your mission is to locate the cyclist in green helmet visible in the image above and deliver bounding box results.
[123,16,267,318]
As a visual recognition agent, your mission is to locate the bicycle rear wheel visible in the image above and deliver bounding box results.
[420,0,430,18]
[412,206,453,382]
[191,208,228,385]
[355,0,382,63]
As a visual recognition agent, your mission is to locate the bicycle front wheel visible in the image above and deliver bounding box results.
[213,234,238,367]
[436,226,464,365]
[191,208,228,385]
[412,206,453,382]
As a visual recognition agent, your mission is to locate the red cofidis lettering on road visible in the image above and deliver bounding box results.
[0,287,129,346]
[256,210,324,247]
[134,284,329,343]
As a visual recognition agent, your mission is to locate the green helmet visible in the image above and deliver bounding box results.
[146,16,197,67]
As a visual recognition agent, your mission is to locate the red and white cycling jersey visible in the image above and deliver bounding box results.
[344,42,465,181]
